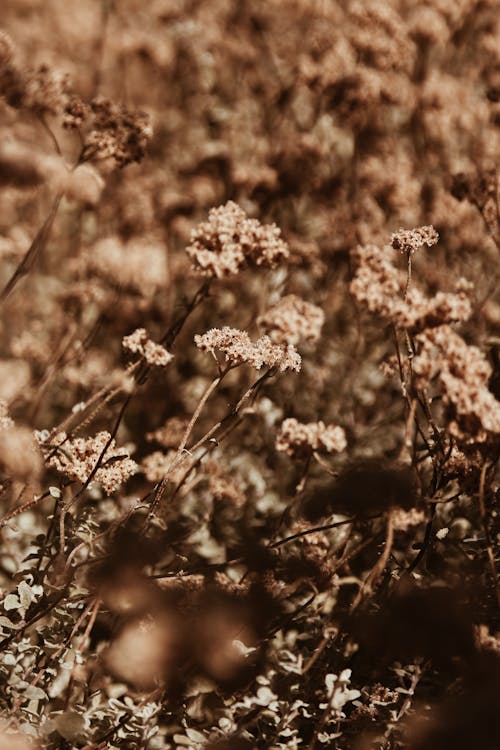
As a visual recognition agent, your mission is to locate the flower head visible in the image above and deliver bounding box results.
[276,418,347,458]
[390,225,439,254]
[187,202,289,278]
[258,295,325,345]
[195,327,301,372]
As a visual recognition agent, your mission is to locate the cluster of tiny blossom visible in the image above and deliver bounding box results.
[276,418,347,458]
[195,327,301,373]
[350,243,405,318]
[203,460,245,506]
[63,94,90,128]
[390,225,439,254]
[78,98,153,167]
[445,444,483,482]
[257,295,325,345]
[146,417,189,448]
[21,65,70,117]
[351,240,472,330]
[122,329,173,367]
[186,201,289,278]
[413,326,500,440]
[451,170,499,243]
[0,34,70,116]
[396,287,472,330]
[141,450,188,484]
[37,431,138,495]
[0,37,151,167]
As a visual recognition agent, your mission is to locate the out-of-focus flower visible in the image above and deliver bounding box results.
[258,294,325,345]
[276,418,346,458]
[186,201,289,278]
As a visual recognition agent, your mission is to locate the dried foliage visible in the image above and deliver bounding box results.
[0,2,499,749]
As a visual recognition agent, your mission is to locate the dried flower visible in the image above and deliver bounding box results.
[37,431,137,495]
[351,238,472,331]
[276,418,347,458]
[350,242,405,319]
[257,295,325,345]
[413,326,500,439]
[348,1,415,74]
[21,64,70,117]
[81,98,153,167]
[391,225,439,254]
[63,94,90,129]
[141,450,188,484]
[0,37,70,116]
[203,459,245,506]
[122,329,173,367]
[395,287,472,330]
[146,417,189,448]
[195,327,301,372]
[186,201,289,278]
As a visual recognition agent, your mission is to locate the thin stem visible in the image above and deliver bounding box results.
[38,113,62,156]
[149,366,232,516]
[406,505,436,574]
[404,250,412,300]
[351,510,394,611]
[151,367,273,517]
[65,280,212,504]
[1,192,63,303]
[269,517,357,549]
[0,487,55,528]
[478,461,500,609]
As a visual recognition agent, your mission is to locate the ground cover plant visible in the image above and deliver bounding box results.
[0,1,499,748]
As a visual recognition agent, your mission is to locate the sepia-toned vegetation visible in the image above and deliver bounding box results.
[0,1,499,748]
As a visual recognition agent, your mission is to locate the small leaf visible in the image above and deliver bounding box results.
[186,728,206,743]
[3,594,20,611]
[0,615,17,629]
[24,685,47,700]
[18,580,35,609]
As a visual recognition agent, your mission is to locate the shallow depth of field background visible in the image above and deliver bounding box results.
[0,1,499,749]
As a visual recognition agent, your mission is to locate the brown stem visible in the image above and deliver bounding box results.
[478,461,500,609]
[270,517,357,549]
[148,366,232,517]
[1,192,63,303]
[351,510,394,611]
